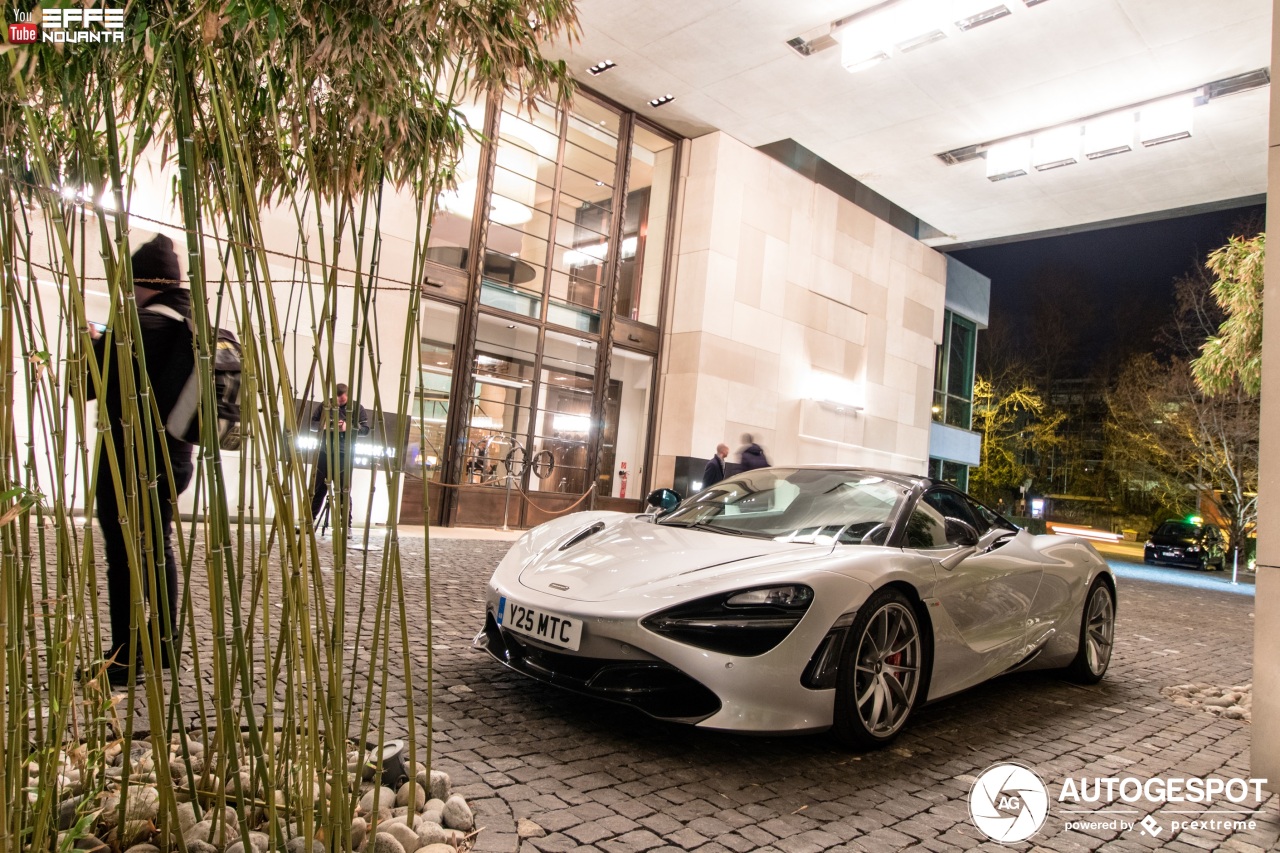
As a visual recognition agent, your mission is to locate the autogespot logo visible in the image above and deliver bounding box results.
[969,762,1050,843]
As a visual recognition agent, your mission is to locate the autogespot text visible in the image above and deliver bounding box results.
[1058,776,1269,804]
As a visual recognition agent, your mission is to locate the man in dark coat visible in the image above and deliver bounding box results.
[87,233,196,685]
[310,383,371,525]
[702,443,729,488]
[738,433,770,471]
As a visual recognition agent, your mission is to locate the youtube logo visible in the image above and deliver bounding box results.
[8,21,37,43]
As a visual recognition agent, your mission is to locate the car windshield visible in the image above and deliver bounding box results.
[658,468,909,543]
[1155,522,1198,538]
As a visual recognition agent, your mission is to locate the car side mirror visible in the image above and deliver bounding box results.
[646,488,682,513]
[944,517,980,547]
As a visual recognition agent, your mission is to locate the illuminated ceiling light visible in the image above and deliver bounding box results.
[1023,0,1051,6]
[1083,113,1134,160]
[648,94,675,108]
[587,60,616,76]
[896,29,947,53]
[1030,125,1081,171]
[984,138,1030,181]
[1138,96,1193,146]
[954,4,1011,31]
[831,5,898,73]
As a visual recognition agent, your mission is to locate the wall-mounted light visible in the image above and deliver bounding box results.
[818,400,865,415]
[804,372,864,414]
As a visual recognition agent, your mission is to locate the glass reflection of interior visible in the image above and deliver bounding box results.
[481,113,557,318]
[427,98,486,269]
[533,331,598,494]
[550,99,621,333]
[407,302,461,480]
[467,315,538,486]
[599,348,654,499]
[618,125,675,327]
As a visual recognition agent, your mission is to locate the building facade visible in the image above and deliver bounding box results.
[406,91,954,526]
[926,257,990,491]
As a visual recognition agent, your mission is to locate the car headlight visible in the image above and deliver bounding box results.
[641,585,814,656]
[1187,545,1201,553]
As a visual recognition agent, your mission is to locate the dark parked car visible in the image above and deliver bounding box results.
[1143,520,1225,570]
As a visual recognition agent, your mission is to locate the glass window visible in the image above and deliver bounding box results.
[565,99,620,158]
[905,504,949,549]
[946,315,975,428]
[427,99,487,270]
[933,311,977,429]
[532,331,597,494]
[599,348,654,498]
[406,301,461,480]
[656,469,907,543]
[466,315,538,486]
[929,457,970,492]
[923,488,982,532]
[619,125,676,326]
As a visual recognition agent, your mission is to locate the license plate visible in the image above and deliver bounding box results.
[497,596,582,651]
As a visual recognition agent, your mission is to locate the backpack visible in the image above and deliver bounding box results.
[146,304,243,448]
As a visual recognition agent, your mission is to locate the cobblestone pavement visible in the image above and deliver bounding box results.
[110,531,1279,853]
[419,539,1278,853]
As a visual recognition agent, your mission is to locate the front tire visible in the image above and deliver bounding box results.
[833,588,925,749]
[1065,578,1115,684]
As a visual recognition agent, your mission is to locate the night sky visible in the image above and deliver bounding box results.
[948,202,1266,377]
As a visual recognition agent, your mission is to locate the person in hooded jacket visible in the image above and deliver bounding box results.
[738,433,770,471]
[87,233,196,685]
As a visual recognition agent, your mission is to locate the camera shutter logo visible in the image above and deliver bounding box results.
[969,763,1050,843]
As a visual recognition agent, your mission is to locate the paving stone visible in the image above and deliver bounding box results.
[106,536,1280,853]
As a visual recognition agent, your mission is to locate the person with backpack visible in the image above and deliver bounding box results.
[310,383,371,528]
[738,433,771,471]
[86,233,196,685]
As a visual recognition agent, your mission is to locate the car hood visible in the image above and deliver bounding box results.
[517,516,833,602]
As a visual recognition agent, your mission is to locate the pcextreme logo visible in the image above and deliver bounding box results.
[969,763,1050,843]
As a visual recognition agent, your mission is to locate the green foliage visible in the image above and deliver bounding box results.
[1107,353,1258,559]
[1192,233,1265,396]
[968,376,1065,506]
[1,2,580,850]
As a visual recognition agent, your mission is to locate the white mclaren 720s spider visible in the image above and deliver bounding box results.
[474,466,1117,747]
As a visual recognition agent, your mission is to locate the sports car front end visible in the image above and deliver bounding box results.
[475,512,877,733]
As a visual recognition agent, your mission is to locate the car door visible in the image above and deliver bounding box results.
[909,488,1043,698]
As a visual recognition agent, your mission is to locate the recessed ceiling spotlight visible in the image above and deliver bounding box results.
[648,94,675,108]
[587,60,616,76]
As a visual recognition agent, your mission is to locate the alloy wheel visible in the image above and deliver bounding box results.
[852,602,921,737]
[1083,586,1115,676]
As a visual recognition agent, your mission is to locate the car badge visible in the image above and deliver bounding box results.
[550,582,570,591]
